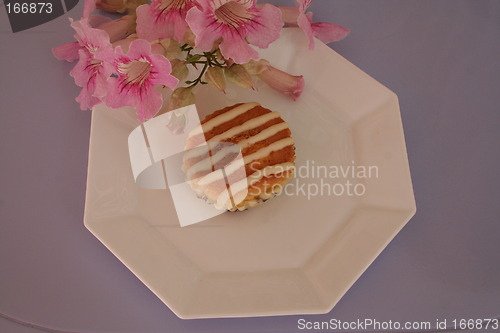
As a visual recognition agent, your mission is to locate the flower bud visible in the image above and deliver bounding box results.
[183,27,196,48]
[224,64,255,90]
[170,59,189,82]
[150,43,164,55]
[242,59,271,76]
[279,6,300,25]
[96,0,127,13]
[158,38,182,59]
[205,67,226,93]
[168,86,196,111]
[258,65,304,101]
[256,4,299,26]
[97,14,135,42]
[95,0,146,13]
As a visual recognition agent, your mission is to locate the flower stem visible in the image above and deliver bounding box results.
[180,45,227,88]
[186,61,210,87]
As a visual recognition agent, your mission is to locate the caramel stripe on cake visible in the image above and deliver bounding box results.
[195,137,295,185]
[189,102,259,136]
[184,112,282,171]
[186,124,292,180]
[184,111,283,162]
[186,103,264,147]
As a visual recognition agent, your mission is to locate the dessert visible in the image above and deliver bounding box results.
[183,102,296,211]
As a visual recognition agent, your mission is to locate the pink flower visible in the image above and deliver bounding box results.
[136,0,198,42]
[258,64,304,101]
[66,18,114,110]
[298,14,349,49]
[98,39,179,122]
[71,49,112,109]
[186,0,283,64]
[71,17,112,53]
[52,14,134,61]
[276,0,350,50]
[52,0,105,62]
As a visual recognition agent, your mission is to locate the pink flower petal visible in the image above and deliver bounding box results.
[111,36,139,53]
[70,49,93,87]
[136,86,164,122]
[296,0,312,12]
[124,39,150,59]
[76,85,101,110]
[52,42,81,62]
[93,69,109,99]
[297,11,315,50]
[219,31,259,64]
[136,1,196,42]
[293,2,349,49]
[311,22,350,43]
[186,6,221,51]
[70,48,111,109]
[71,51,103,110]
[94,43,115,64]
[105,77,137,108]
[171,10,189,42]
[71,18,111,50]
[246,4,283,49]
[136,4,165,41]
[149,54,179,88]
[93,49,114,98]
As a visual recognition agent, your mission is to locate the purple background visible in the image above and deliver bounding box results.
[1,1,499,332]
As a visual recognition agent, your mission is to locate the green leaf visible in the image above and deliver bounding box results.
[187,54,202,63]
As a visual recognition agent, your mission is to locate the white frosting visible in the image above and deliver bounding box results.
[186,143,240,180]
[235,122,289,150]
[214,162,295,210]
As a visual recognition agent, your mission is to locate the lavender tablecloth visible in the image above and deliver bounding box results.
[1,1,499,332]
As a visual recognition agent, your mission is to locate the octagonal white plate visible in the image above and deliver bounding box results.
[84,28,416,319]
